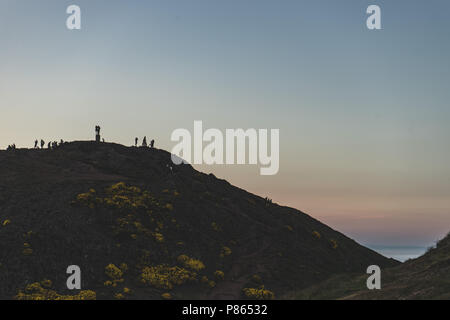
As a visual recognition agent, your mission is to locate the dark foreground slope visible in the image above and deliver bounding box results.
[286,233,450,300]
[0,141,397,300]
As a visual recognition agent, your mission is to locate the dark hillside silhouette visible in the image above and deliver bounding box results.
[0,141,398,300]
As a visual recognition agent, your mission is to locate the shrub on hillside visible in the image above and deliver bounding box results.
[242,286,275,300]
[141,265,196,290]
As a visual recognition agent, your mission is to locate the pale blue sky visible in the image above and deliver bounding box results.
[1,1,449,247]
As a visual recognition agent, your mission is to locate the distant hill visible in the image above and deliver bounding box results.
[284,233,450,300]
[0,141,398,300]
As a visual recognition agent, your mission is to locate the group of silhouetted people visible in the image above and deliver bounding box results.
[34,139,45,149]
[4,126,156,151]
[135,136,155,148]
[33,139,64,149]
[6,139,66,151]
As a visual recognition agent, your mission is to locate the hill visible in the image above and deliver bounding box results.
[0,141,398,300]
[284,233,450,300]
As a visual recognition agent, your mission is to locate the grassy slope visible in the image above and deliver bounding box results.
[0,141,398,300]
[284,233,450,300]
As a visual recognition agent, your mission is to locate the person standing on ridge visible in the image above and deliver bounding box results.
[34,140,38,149]
[142,136,147,147]
[40,140,45,149]
[95,125,101,142]
[135,137,138,147]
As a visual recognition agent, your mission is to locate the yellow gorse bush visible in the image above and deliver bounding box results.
[177,255,205,271]
[161,292,172,300]
[22,242,33,255]
[123,287,131,294]
[75,183,177,246]
[105,264,123,280]
[103,280,114,287]
[76,192,93,203]
[41,279,52,288]
[114,293,124,300]
[75,183,176,223]
[109,182,140,194]
[214,270,225,280]
[153,232,164,243]
[16,282,96,300]
[220,246,232,257]
[141,265,196,290]
[243,286,275,300]
[104,263,127,288]
[76,182,153,210]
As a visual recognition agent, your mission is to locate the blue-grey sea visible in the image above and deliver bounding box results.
[368,246,428,262]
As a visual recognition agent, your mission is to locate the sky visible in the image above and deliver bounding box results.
[1,0,449,248]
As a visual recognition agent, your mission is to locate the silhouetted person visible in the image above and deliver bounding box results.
[40,140,45,149]
[95,125,101,142]
[60,139,64,145]
[142,136,147,147]
[34,140,38,149]
[135,137,138,147]
[150,139,155,148]
[48,142,51,149]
